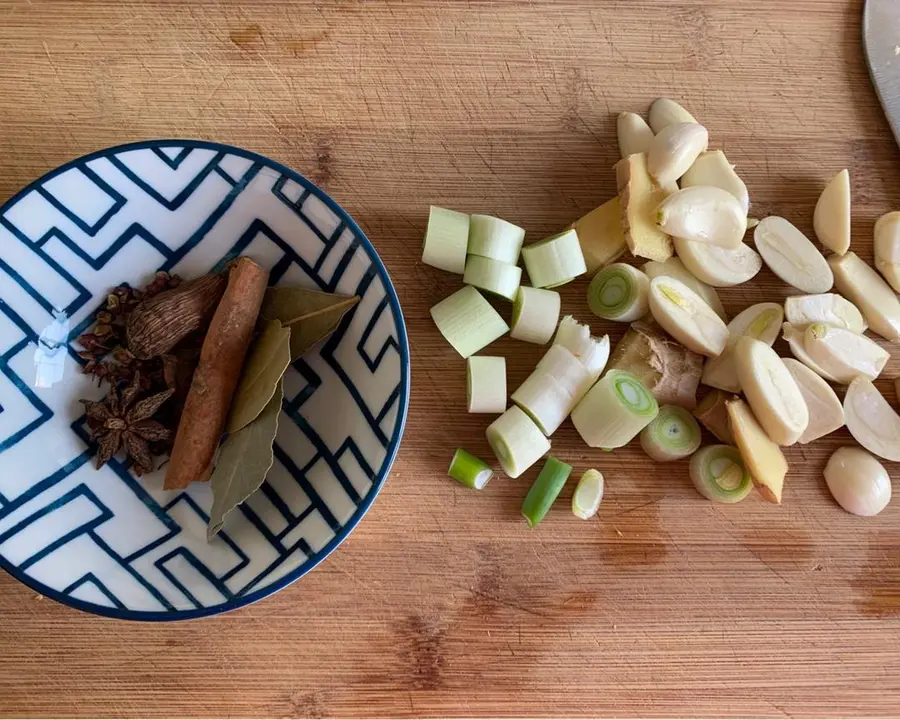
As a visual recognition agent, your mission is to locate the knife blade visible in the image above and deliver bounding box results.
[864,0,900,147]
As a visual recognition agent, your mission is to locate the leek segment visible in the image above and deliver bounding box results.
[486,406,551,479]
[463,255,522,301]
[466,356,507,414]
[690,445,752,503]
[640,405,701,462]
[430,286,508,358]
[510,287,561,345]
[522,229,587,288]
[572,469,605,519]
[571,370,659,449]
[468,214,525,264]
[448,449,493,490]
[586,263,650,322]
[422,206,469,274]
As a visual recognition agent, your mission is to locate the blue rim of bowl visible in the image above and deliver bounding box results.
[0,139,410,621]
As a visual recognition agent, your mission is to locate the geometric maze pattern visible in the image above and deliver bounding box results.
[0,141,409,620]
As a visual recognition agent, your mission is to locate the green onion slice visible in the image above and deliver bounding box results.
[468,214,526,264]
[463,255,522,301]
[571,370,659,449]
[448,449,494,490]
[422,206,469,274]
[522,229,587,288]
[587,263,651,321]
[521,456,573,527]
[572,469,604,519]
[640,405,702,462]
[689,445,753,503]
[430,286,509,358]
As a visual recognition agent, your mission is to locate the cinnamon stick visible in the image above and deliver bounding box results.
[164,258,269,490]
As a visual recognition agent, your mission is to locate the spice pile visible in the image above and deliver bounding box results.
[424,97,898,524]
[77,258,358,539]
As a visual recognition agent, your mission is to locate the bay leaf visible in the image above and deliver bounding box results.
[261,286,358,327]
[207,378,283,540]
[226,319,291,434]
[288,295,358,361]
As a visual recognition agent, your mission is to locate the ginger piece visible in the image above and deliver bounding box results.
[693,389,736,445]
[607,321,702,409]
[570,197,627,274]
[615,152,673,262]
[726,398,788,504]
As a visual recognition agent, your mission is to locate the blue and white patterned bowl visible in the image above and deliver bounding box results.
[0,140,409,620]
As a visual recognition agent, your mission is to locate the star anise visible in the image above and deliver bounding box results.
[81,372,175,476]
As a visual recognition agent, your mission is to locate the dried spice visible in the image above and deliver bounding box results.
[207,379,283,539]
[226,319,292,434]
[126,273,227,359]
[81,372,175,475]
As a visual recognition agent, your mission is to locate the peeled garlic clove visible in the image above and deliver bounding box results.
[647,123,709,189]
[656,186,747,248]
[648,276,728,357]
[782,358,844,444]
[733,336,808,446]
[648,98,697,133]
[781,322,839,382]
[783,293,867,334]
[674,237,762,287]
[805,323,889,384]
[824,447,891,517]
[642,257,727,320]
[814,169,851,256]
[844,377,900,462]
[681,151,750,215]
[702,303,783,393]
[754,217,834,293]
[617,112,654,159]
[874,211,900,292]
[828,251,900,342]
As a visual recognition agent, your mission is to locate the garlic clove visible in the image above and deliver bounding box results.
[648,98,697,133]
[641,257,727,321]
[753,217,834,293]
[781,322,840,382]
[813,169,851,256]
[801,323,888,384]
[648,276,728,357]
[874,211,900,292]
[656,186,747,248]
[733,336,808,446]
[702,303,783,393]
[674,237,762,287]
[647,123,709,189]
[783,293,867,334]
[824,447,891,516]
[844,377,900,462]
[681,150,750,215]
[828,252,900,342]
[782,358,844,444]
[617,112,654,159]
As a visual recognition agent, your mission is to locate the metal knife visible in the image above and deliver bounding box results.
[864,0,900,146]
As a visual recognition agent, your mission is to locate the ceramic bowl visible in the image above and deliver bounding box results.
[0,140,409,620]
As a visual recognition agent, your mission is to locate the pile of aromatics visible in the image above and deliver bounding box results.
[426,96,900,525]
[78,258,358,539]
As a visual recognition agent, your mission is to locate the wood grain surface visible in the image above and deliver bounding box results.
[2,0,900,717]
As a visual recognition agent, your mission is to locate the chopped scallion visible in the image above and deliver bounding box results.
[448,449,494,490]
[430,286,509,358]
[587,263,651,321]
[522,229,587,288]
[572,469,604,519]
[640,405,701,462]
[521,456,573,527]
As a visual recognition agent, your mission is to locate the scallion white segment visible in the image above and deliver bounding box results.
[571,370,659,449]
[586,263,650,321]
[510,286,561,344]
[467,356,507,414]
[486,406,551,479]
[553,316,611,381]
[640,405,701,462]
[463,255,522,301]
[448,449,493,490]
[512,344,593,436]
[468,214,526,264]
[422,206,469,274]
[689,445,753,504]
[522,229,587,288]
[430,286,509,358]
[572,469,605,519]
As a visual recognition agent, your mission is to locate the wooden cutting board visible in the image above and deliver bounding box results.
[1,0,899,716]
